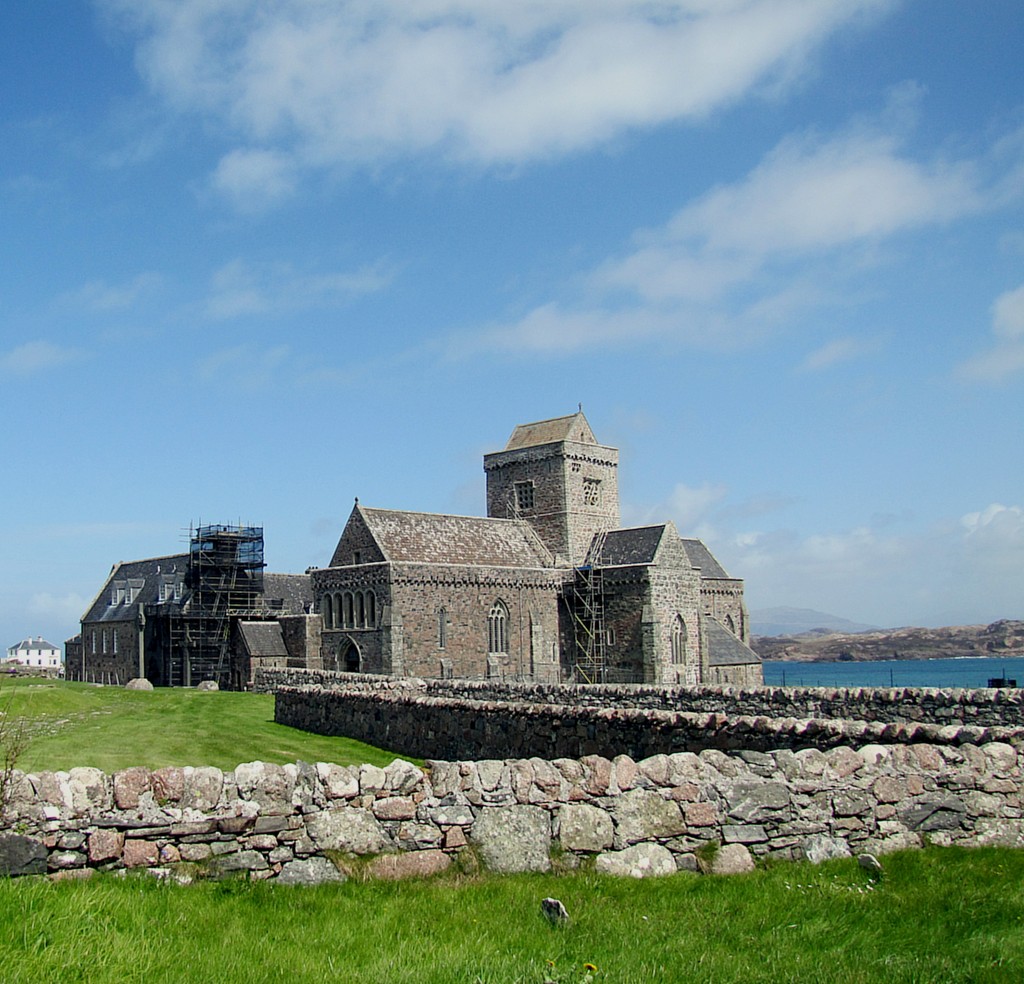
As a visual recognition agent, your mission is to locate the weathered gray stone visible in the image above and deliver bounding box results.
[726,781,790,821]
[384,759,424,795]
[317,763,359,800]
[305,808,390,854]
[802,834,852,864]
[195,680,219,691]
[358,764,387,794]
[709,843,755,875]
[613,789,685,847]
[68,767,110,815]
[471,805,551,873]
[426,801,475,827]
[0,834,48,876]
[277,856,346,885]
[595,842,676,878]
[181,766,223,811]
[88,829,124,863]
[233,762,295,814]
[558,803,614,853]
[125,678,153,691]
[211,850,268,874]
[721,824,768,845]
[364,850,451,880]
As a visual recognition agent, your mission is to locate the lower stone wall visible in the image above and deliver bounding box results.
[3,739,1021,882]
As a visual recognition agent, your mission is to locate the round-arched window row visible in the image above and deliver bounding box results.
[320,589,377,630]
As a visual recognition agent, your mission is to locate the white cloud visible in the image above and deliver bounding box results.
[959,283,1024,382]
[467,102,1017,357]
[63,272,162,312]
[195,344,291,390]
[0,340,82,376]
[28,592,90,623]
[102,0,894,204]
[797,336,878,373]
[634,475,1024,625]
[210,148,297,211]
[204,258,393,320]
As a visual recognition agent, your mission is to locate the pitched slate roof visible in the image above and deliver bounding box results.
[81,554,189,623]
[8,637,60,653]
[592,525,668,566]
[360,507,553,568]
[262,573,313,614]
[504,411,597,451]
[680,539,731,579]
[706,618,762,667]
[237,621,288,658]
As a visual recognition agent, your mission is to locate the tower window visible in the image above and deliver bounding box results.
[583,478,602,506]
[438,608,447,650]
[514,481,534,511]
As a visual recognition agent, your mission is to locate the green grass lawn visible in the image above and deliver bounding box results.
[0,847,1022,982]
[3,677,408,772]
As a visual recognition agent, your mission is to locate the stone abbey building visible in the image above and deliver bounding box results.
[70,412,760,688]
[312,411,761,687]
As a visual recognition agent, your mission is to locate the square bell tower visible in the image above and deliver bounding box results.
[483,410,620,567]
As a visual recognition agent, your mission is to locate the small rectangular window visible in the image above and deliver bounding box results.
[352,551,361,565]
[514,481,534,511]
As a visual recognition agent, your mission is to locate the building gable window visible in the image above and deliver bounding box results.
[671,616,687,664]
[488,600,509,654]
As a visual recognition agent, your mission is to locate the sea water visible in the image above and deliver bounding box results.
[761,655,1024,689]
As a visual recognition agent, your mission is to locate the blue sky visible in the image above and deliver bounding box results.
[2,0,1023,652]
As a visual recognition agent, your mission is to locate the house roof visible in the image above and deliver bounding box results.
[263,573,313,614]
[706,618,762,667]
[592,525,668,566]
[680,539,731,579]
[237,621,289,658]
[359,507,553,568]
[8,637,60,653]
[503,410,597,451]
[81,553,189,624]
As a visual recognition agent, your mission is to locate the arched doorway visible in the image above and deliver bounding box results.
[341,640,361,673]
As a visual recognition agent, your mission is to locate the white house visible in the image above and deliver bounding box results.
[6,636,62,670]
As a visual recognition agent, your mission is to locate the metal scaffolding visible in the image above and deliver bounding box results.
[570,530,608,683]
[172,524,266,687]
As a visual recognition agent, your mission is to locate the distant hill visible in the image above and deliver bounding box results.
[752,619,1024,662]
[750,607,878,637]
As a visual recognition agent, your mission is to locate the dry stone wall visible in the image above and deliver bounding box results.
[256,669,1024,730]
[3,738,1022,883]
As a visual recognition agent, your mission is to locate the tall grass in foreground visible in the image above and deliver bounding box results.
[1,847,1022,983]
[4,678,407,772]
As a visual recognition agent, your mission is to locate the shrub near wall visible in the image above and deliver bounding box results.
[1,738,1022,882]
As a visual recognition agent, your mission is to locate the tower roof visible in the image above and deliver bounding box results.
[503,410,597,451]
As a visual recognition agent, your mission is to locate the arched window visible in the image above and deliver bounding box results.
[671,616,687,665]
[356,591,366,628]
[343,592,354,628]
[438,608,447,650]
[488,601,509,654]
[366,591,376,627]
[725,614,736,635]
